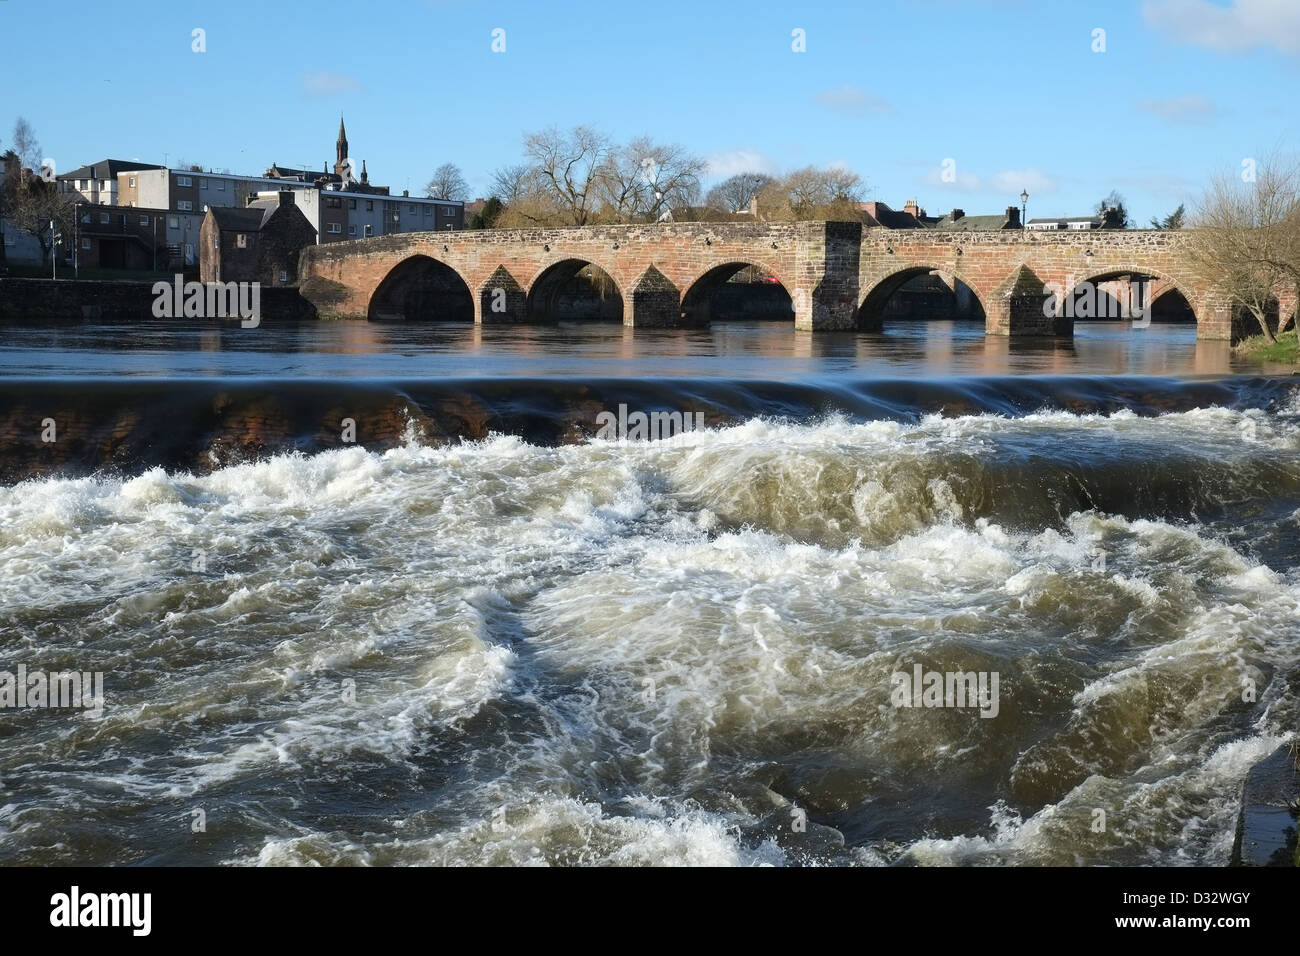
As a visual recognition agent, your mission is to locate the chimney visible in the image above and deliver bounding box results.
[280,190,294,206]
[950,208,964,221]
[903,200,919,218]
[403,189,409,197]
[748,196,759,217]
[1006,205,1020,227]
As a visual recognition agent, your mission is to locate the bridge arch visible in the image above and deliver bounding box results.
[1061,268,1197,325]
[856,266,987,331]
[367,254,474,322]
[680,260,795,325]
[525,258,625,322]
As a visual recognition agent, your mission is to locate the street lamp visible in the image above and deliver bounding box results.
[1020,190,1029,231]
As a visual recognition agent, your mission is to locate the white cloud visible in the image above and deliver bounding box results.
[705,149,776,180]
[1137,94,1222,123]
[1142,0,1300,54]
[301,71,363,96]
[989,168,1058,194]
[813,85,893,117]
[922,164,982,189]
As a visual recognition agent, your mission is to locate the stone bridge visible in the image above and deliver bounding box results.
[298,220,1290,339]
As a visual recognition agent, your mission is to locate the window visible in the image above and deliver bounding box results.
[81,238,91,250]
[409,204,416,212]
[328,223,341,234]
[100,212,110,223]
[129,177,136,187]
[363,224,373,237]
[348,199,356,209]
[81,213,91,224]
[76,179,85,190]
[217,180,225,191]
[279,271,288,284]
[178,200,194,211]
[442,206,456,216]
[184,243,194,262]
[200,178,209,189]
[366,200,373,211]
[139,216,149,226]
[348,225,357,236]
[168,216,180,229]
[326,197,342,209]
[177,175,192,187]
[236,234,248,248]
[424,207,431,216]
[102,180,111,190]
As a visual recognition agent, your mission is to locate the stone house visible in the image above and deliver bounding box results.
[199,191,316,285]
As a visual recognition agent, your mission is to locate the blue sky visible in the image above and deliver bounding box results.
[1,0,1296,224]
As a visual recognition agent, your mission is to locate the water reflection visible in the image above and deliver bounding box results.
[0,317,1269,380]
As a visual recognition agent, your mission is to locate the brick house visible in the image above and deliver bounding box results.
[199,191,317,285]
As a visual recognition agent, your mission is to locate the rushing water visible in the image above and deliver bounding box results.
[0,318,1297,866]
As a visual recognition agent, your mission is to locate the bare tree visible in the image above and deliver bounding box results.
[597,137,705,222]
[11,117,40,171]
[425,162,469,201]
[1188,156,1300,342]
[705,173,775,214]
[759,165,865,220]
[1,120,73,268]
[522,126,610,226]
[490,163,533,204]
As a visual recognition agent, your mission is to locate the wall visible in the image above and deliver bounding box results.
[0,278,316,323]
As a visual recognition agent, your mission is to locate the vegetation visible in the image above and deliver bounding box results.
[425,162,469,201]
[1187,154,1300,345]
[486,125,866,228]
[1149,203,1186,230]
[1,118,74,269]
[1234,328,1297,362]
[1098,189,1132,228]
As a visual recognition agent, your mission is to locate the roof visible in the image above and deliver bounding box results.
[933,213,1013,231]
[58,158,164,181]
[1027,216,1102,224]
[208,204,276,232]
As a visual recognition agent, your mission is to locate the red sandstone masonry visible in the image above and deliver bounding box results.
[299,222,1250,339]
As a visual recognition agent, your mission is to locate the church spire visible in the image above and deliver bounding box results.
[335,115,349,175]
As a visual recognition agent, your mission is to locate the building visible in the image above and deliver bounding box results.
[254,186,462,242]
[859,201,939,228]
[57,159,164,206]
[932,207,1021,231]
[74,203,170,271]
[1026,207,1124,231]
[861,201,1020,230]
[199,191,317,285]
[258,117,464,240]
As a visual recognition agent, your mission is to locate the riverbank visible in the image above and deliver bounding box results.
[1235,329,1298,364]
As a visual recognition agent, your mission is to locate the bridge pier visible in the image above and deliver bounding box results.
[986,265,1069,336]
[629,266,682,327]
[794,221,862,331]
[477,266,527,324]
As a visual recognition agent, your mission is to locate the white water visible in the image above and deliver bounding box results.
[1,406,1298,865]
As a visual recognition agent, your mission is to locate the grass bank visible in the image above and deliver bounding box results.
[1234,329,1298,364]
